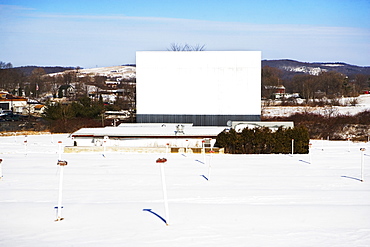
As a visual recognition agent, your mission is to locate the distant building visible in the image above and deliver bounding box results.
[0,92,27,114]
[264,85,300,99]
[58,85,75,98]
[70,123,227,153]
[33,104,46,115]
[104,110,130,121]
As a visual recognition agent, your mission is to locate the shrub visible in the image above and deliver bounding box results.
[216,126,309,154]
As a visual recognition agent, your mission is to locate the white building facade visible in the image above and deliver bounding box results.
[136,51,261,126]
[71,123,226,149]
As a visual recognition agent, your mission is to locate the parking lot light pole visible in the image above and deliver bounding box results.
[56,160,68,221]
[0,159,3,180]
[360,148,366,182]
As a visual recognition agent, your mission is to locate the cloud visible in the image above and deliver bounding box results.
[1,8,369,67]
[0,4,35,11]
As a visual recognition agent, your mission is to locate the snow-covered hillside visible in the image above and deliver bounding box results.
[262,60,370,77]
[263,94,370,118]
[49,65,136,80]
[77,66,136,79]
[281,65,326,75]
[0,134,369,246]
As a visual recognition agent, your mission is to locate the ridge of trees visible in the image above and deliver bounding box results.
[14,66,76,76]
[262,60,370,78]
[262,66,370,100]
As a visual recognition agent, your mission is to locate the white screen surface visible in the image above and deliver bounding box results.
[136,51,261,115]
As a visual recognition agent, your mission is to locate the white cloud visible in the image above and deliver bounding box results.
[1,9,369,67]
[0,4,35,12]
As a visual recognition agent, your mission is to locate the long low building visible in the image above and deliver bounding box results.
[71,123,228,148]
[69,121,294,153]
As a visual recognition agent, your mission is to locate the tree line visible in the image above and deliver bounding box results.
[42,96,105,133]
[0,63,92,99]
[2,60,369,103]
[262,66,370,100]
[215,126,309,154]
[0,61,136,112]
[265,110,370,141]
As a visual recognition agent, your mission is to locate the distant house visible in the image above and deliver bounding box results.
[0,92,27,114]
[264,85,286,94]
[33,104,46,115]
[274,85,286,94]
[105,80,119,88]
[264,85,300,99]
[21,103,46,116]
[58,85,75,98]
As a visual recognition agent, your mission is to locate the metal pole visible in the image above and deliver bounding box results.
[156,158,169,225]
[208,150,215,180]
[57,165,64,220]
[160,161,169,225]
[321,137,324,151]
[24,135,28,155]
[360,148,365,182]
[165,143,169,159]
[58,141,62,160]
[202,140,205,164]
[291,139,294,155]
[348,138,350,152]
[0,159,3,180]
[56,160,68,221]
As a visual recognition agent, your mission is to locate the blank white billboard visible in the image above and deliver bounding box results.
[136,51,261,116]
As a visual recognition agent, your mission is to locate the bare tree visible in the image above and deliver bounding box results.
[0,61,13,69]
[167,43,206,51]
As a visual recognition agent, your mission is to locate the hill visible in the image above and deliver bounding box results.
[12,60,370,78]
[262,59,370,78]
[14,66,76,76]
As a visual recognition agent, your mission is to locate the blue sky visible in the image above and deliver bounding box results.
[1,0,369,68]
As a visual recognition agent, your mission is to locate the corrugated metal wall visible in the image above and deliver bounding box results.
[136,114,260,126]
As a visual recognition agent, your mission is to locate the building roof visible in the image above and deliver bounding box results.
[0,93,27,101]
[59,84,74,90]
[34,104,45,109]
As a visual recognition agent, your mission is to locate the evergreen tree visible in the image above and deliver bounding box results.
[216,126,309,154]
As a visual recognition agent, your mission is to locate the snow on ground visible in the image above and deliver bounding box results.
[48,66,136,79]
[262,94,370,118]
[77,66,136,78]
[1,134,370,246]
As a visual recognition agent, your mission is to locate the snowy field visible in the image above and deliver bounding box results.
[1,134,370,246]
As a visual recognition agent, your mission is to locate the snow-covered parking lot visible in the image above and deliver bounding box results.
[1,134,370,246]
